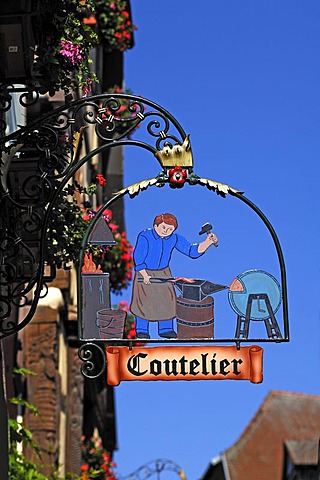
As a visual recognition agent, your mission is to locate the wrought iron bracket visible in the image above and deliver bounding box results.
[0,92,289,345]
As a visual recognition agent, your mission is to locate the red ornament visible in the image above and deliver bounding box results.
[168,165,187,187]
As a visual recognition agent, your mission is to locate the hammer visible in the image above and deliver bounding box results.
[199,222,218,247]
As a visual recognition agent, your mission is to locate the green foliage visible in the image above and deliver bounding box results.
[46,177,133,294]
[9,418,40,453]
[7,369,119,479]
[13,367,37,377]
[9,448,80,480]
[46,180,92,270]
[9,452,49,480]
[9,398,39,416]
[8,370,81,480]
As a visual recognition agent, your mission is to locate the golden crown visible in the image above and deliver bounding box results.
[154,135,193,168]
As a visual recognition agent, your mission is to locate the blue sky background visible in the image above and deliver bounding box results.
[109,2,320,478]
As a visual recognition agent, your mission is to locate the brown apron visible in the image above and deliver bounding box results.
[130,267,176,321]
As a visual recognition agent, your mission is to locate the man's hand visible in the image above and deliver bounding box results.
[198,233,219,253]
[207,232,219,247]
[140,269,152,284]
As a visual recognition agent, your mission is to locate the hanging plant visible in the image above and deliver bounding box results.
[33,0,98,96]
[46,173,133,294]
[93,0,137,52]
[94,209,134,293]
[9,1,138,96]
[81,435,117,480]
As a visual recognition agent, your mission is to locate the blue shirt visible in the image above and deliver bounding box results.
[134,228,203,272]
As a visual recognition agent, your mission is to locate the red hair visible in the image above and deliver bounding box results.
[153,213,178,229]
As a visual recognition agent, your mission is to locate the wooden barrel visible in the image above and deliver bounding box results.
[176,295,214,339]
[96,309,126,339]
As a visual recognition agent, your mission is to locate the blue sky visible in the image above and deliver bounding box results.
[109,2,320,478]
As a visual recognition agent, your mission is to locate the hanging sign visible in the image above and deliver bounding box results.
[80,137,286,347]
[75,95,289,386]
[105,345,263,385]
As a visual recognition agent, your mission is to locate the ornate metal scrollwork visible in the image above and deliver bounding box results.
[78,342,106,379]
[0,93,190,338]
[118,459,186,480]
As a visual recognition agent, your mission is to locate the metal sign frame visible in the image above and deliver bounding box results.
[0,92,289,378]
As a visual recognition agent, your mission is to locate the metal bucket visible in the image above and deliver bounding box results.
[96,309,126,339]
[176,295,214,339]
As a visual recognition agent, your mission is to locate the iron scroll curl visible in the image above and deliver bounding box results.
[78,342,106,379]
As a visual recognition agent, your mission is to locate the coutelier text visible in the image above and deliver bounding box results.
[127,352,243,377]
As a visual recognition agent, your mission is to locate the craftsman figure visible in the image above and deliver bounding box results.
[130,213,218,339]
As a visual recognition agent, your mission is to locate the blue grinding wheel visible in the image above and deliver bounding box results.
[228,269,282,320]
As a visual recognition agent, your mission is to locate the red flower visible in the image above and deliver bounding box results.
[121,253,132,261]
[96,174,106,187]
[109,222,118,233]
[99,208,112,221]
[127,328,136,339]
[168,165,187,187]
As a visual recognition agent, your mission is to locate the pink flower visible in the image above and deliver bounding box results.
[117,105,126,114]
[118,300,130,312]
[60,40,83,65]
[82,77,93,98]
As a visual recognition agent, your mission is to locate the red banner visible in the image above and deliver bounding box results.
[106,345,263,385]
